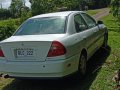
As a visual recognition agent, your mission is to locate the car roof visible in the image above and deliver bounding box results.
[31,11,84,19]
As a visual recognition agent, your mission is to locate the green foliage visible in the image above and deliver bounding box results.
[9,0,23,18]
[30,0,82,15]
[111,0,120,17]
[0,13,31,41]
[30,0,112,15]
[111,0,120,27]
[94,0,111,8]
[0,13,120,90]
[20,11,32,23]
[20,7,31,23]
[88,14,120,90]
[30,0,54,15]
[0,19,20,41]
[86,9,99,15]
[0,0,31,41]
[0,9,12,20]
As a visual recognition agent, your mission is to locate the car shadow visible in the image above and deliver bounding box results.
[2,46,111,90]
[81,46,111,90]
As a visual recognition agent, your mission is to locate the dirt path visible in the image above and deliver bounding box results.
[92,8,110,21]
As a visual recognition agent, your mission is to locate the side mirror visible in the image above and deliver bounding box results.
[97,20,103,24]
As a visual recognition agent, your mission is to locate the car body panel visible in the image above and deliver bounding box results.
[0,11,108,78]
[0,34,67,62]
[0,53,80,78]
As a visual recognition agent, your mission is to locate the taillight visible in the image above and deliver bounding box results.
[47,41,66,57]
[0,48,4,57]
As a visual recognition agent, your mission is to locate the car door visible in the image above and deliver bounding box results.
[74,14,97,59]
[80,13,100,57]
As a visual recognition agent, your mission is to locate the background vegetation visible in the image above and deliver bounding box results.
[111,0,120,28]
[0,9,120,90]
[0,0,120,90]
[0,0,119,46]
[0,0,113,41]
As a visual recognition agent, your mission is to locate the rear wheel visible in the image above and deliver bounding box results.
[78,53,87,77]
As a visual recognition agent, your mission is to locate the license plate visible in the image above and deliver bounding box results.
[16,49,34,57]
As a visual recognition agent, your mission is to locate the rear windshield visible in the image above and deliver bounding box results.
[14,17,66,35]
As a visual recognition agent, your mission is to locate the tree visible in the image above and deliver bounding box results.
[9,0,24,18]
[30,0,82,15]
[111,0,120,17]
[30,0,57,15]
[111,0,120,27]
[20,6,31,23]
[111,0,120,28]
[0,9,12,20]
[94,0,111,9]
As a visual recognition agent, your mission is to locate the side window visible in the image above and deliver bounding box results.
[74,14,88,33]
[81,13,96,28]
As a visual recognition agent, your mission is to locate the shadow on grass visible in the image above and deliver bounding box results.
[2,46,111,90]
[81,46,111,90]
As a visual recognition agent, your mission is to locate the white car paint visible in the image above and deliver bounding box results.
[0,11,108,78]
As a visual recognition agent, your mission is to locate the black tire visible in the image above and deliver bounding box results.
[78,53,87,77]
[102,33,108,48]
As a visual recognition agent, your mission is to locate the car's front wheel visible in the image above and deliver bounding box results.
[78,53,87,77]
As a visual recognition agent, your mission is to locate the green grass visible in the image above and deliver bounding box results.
[86,9,100,15]
[86,9,99,15]
[0,13,120,90]
[88,14,120,90]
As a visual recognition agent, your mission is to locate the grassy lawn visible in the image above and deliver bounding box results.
[88,14,120,90]
[0,12,120,90]
[86,8,103,15]
[86,9,99,15]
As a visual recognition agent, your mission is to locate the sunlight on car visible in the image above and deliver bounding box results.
[0,11,108,79]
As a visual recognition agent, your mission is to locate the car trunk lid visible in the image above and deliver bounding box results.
[0,34,66,61]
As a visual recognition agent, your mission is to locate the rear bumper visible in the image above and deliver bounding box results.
[0,54,79,78]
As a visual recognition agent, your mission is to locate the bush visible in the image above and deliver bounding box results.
[0,9,12,20]
[0,11,32,41]
[111,0,120,29]
[0,19,19,41]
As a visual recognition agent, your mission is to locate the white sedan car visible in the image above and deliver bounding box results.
[0,11,108,79]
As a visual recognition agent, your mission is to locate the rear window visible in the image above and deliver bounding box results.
[14,17,66,35]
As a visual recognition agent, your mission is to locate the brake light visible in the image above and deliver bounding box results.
[47,41,66,57]
[0,48,4,57]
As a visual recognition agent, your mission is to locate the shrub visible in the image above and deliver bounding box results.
[0,19,19,41]
[111,0,120,29]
